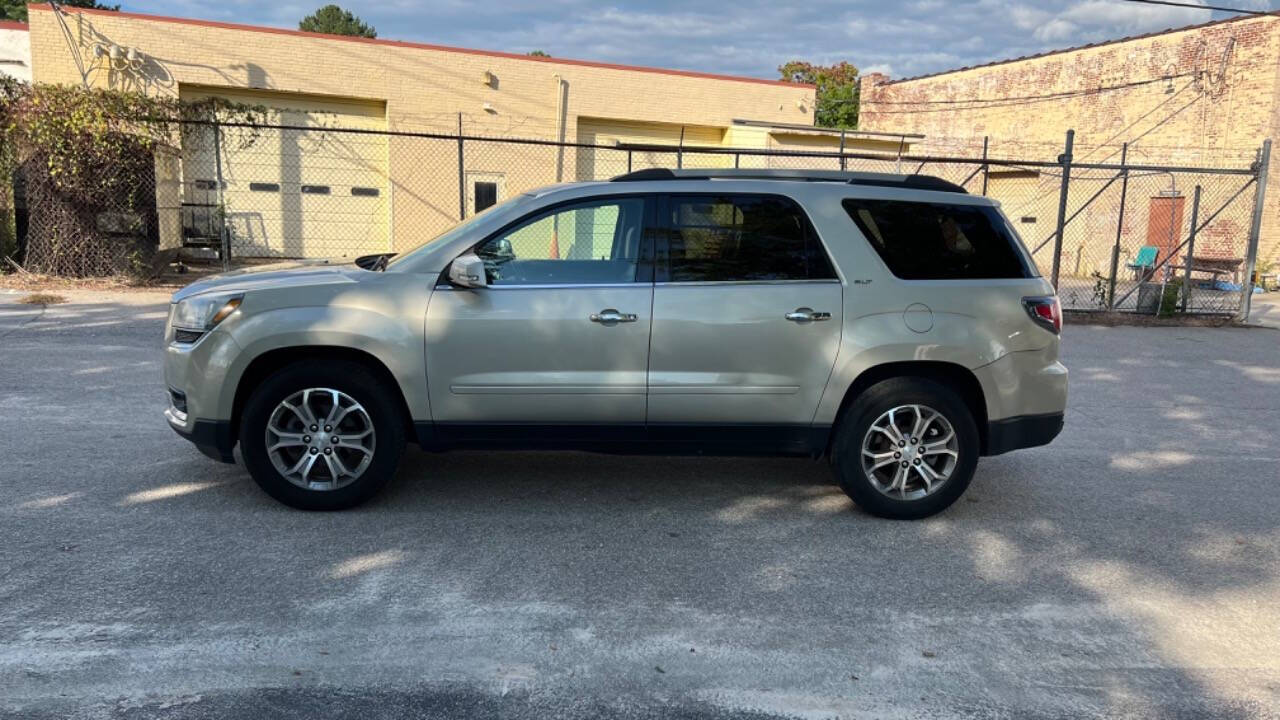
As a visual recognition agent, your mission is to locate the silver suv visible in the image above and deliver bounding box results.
[163,170,1066,519]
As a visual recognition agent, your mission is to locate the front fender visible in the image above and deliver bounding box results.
[214,304,429,422]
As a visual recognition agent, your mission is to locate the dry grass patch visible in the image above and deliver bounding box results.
[17,293,68,305]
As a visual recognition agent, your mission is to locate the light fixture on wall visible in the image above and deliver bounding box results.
[482,102,497,114]
[93,43,144,71]
[481,69,497,87]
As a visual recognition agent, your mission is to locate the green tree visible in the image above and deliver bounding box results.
[778,60,859,129]
[527,50,550,58]
[298,5,377,38]
[2,0,119,22]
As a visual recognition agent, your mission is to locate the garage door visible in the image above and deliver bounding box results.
[575,118,729,181]
[180,87,390,259]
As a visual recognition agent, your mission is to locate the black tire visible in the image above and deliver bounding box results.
[239,359,406,510]
[830,377,979,520]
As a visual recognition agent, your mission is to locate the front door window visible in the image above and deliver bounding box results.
[476,198,645,285]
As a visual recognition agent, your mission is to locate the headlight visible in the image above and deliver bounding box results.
[171,292,243,333]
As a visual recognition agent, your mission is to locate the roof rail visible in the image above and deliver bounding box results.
[608,168,967,194]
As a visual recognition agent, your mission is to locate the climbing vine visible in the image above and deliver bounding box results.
[0,79,270,275]
[0,80,270,203]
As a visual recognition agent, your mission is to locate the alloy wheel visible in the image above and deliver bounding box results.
[860,404,959,501]
[265,388,376,491]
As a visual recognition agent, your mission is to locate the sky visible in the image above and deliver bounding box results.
[114,0,1276,81]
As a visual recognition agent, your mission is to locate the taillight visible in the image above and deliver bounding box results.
[1023,295,1062,335]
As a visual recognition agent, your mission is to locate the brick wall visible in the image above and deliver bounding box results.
[859,14,1280,272]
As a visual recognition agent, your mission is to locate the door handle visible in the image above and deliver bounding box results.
[785,307,832,323]
[590,309,639,324]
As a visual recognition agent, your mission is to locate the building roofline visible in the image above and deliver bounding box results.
[25,4,814,90]
[0,20,28,30]
[878,11,1275,86]
[731,118,924,139]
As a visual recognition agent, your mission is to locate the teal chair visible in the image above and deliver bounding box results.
[1127,246,1158,281]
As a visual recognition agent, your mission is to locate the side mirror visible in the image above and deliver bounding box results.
[448,252,488,289]
[494,238,515,262]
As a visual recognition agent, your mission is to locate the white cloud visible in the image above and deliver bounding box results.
[113,0,1263,82]
[1059,0,1211,28]
[1007,4,1052,30]
[1034,17,1080,42]
[1034,0,1213,44]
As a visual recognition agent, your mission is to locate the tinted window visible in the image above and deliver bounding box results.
[665,195,836,282]
[476,198,645,285]
[843,199,1032,280]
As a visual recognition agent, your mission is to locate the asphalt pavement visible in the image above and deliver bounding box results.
[1,288,1278,719]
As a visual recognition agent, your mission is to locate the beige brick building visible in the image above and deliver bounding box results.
[24,5,900,257]
[858,14,1280,280]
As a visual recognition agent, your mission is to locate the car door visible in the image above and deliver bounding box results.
[647,193,843,430]
[424,195,655,427]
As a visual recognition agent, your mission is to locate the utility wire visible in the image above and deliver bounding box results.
[853,72,1193,107]
[1117,0,1271,15]
[857,76,1196,114]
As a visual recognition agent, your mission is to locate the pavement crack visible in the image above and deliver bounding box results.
[0,304,47,340]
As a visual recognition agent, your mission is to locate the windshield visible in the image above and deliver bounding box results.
[385,193,537,268]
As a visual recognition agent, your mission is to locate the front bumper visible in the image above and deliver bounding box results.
[166,404,236,463]
[164,318,242,464]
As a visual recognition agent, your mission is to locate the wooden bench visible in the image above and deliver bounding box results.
[1169,255,1243,288]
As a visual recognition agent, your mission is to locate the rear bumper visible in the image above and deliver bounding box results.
[166,408,236,463]
[984,412,1064,456]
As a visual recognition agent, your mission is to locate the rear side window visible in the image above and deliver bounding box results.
[665,195,837,282]
[842,199,1032,280]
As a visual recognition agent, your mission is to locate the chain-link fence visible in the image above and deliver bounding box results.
[12,135,168,278]
[159,120,1268,317]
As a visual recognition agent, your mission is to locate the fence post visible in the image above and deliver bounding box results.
[1106,143,1129,309]
[1051,129,1075,289]
[734,152,740,169]
[1239,139,1271,322]
[980,136,989,196]
[627,150,633,173]
[677,126,685,169]
[839,129,847,171]
[213,122,229,271]
[1181,185,1202,312]
[456,113,466,221]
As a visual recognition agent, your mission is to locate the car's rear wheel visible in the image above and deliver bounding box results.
[239,359,405,510]
[830,377,979,519]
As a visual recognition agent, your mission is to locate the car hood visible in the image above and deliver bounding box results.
[170,259,363,302]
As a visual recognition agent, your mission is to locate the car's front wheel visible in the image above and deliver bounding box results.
[239,359,405,510]
[830,377,979,520]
